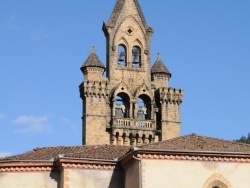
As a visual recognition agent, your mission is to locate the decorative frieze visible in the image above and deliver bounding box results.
[0,163,54,172]
[137,153,250,163]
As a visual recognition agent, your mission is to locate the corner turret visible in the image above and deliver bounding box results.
[151,53,171,88]
[80,46,106,81]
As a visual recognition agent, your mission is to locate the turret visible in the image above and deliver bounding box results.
[151,53,171,88]
[80,46,105,81]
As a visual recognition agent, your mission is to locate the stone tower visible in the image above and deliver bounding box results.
[79,0,183,146]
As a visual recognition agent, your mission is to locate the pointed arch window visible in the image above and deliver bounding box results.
[132,46,141,67]
[117,44,127,66]
[115,93,130,118]
[136,94,151,120]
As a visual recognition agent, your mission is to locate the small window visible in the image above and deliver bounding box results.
[132,46,141,67]
[117,44,127,66]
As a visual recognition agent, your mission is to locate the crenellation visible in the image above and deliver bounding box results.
[159,87,183,105]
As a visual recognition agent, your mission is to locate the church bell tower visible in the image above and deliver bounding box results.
[79,0,183,146]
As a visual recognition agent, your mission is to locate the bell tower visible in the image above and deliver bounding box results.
[79,0,183,146]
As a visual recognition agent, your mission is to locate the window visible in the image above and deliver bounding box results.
[115,93,130,118]
[132,46,141,67]
[117,44,127,66]
[136,94,151,120]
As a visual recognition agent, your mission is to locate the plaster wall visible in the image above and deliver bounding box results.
[66,169,124,188]
[0,171,60,188]
[142,159,250,188]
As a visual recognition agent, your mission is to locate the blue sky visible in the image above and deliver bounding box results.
[1,0,250,157]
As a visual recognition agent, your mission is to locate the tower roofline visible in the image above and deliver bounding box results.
[105,0,148,29]
[151,53,171,77]
[81,46,105,72]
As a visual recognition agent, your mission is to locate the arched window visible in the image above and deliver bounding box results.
[115,93,130,118]
[132,46,141,67]
[137,94,151,120]
[117,44,127,66]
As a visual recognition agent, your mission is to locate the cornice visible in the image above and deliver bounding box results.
[0,162,54,172]
[135,151,250,163]
[56,158,119,171]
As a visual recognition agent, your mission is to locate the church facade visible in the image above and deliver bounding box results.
[1,0,250,187]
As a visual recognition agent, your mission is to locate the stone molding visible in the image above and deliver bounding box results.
[57,159,118,171]
[202,173,233,188]
[136,152,250,163]
[0,162,54,172]
[0,159,119,173]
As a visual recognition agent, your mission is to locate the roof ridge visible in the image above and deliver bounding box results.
[107,0,148,28]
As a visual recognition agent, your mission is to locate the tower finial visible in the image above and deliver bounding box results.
[91,45,96,54]
[157,52,161,60]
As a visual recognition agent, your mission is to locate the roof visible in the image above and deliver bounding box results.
[139,134,250,153]
[2,134,250,163]
[0,145,132,162]
[81,46,105,71]
[106,0,148,28]
[151,53,171,76]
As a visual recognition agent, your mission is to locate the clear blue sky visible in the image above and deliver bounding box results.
[1,0,250,157]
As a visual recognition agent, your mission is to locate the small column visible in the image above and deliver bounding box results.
[130,102,134,118]
[151,103,154,120]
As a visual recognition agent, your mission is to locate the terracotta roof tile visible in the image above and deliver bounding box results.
[0,145,132,162]
[139,134,250,153]
[2,134,250,163]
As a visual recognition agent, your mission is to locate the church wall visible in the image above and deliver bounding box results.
[65,168,124,188]
[0,171,60,188]
[125,161,140,188]
[142,159,250,188]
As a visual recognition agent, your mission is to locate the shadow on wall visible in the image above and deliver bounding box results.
[50,171,60,188]
[108,165,125,188]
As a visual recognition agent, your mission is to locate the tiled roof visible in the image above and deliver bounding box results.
[151,53,171,76]
[0,145,132,162]
[81,46,105,70]
[107,0,147,28]
[2,134,250,163]
[139,134,250,153]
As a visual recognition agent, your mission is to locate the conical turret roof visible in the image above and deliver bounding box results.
[151,53,171,77]
[81,46,105,71]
